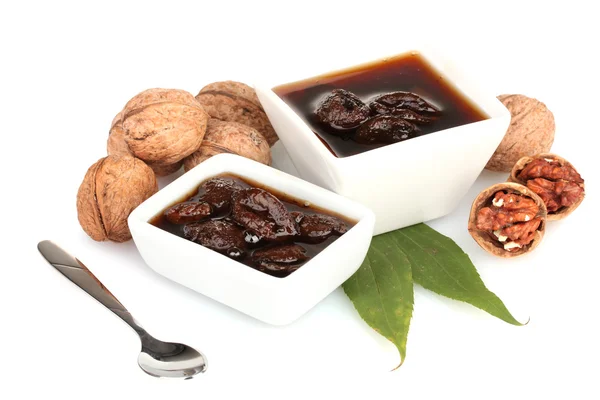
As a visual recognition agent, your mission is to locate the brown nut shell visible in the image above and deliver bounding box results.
[111,89,209,165]
[485,94,555,172]
[107,112,131,156]
[468,182,547,258]
[108,111,184,176]
[76,154,158,243]
[183,120,271,172]
[146,160,183,176]
[200,81,263,110]
[508,153,585,220]
[196,82,278,146]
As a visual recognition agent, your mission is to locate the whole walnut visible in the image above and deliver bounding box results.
[183,120,271,171]
[77,154,158,243]
[107,112,182,176]
[196,81,278,146]
[485,94,555,172]
[110,89,209,166]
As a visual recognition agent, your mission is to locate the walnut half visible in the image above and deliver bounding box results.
[509,153,585,221]
[468,182,547,258]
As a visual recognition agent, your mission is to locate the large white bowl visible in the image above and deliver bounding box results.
[128,154,375,325]
[255,45,510,235]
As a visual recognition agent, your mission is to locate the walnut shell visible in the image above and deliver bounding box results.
[77,154,158,243]
[183,120,271,172]
[107,112,131,155]
[485,94,555,172]
[468,182,547,258]
[196,81,278,146]
[110,89,209,165]
[508,153,585,220]
[200,81,263,110]
[146,160,183,176]
[108,111,184,176]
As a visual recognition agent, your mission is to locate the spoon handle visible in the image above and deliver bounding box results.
[37,240,145,334]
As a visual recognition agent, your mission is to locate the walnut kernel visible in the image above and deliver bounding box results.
[509,153,585,220]
[468,182,547,257]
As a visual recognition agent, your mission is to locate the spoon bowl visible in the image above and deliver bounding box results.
[138,340,207,379]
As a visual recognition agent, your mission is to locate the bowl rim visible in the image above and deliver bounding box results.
[128,153,376,285]
[255,47,511,164]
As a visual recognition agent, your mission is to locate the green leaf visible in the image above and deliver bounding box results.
[392,223,523,326]
[343,223,523,369]
[342,235,414,368]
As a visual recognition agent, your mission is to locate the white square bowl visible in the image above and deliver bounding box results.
[255,45,510,235]
[128,154,375,325]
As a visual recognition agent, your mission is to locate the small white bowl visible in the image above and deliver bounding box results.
[128,154,375,325]
[255,45,510,235]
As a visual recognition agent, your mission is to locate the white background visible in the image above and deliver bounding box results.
[1,1,598,399]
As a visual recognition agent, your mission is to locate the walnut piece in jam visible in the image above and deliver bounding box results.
[151,175,354,277]
[274,52,487,157]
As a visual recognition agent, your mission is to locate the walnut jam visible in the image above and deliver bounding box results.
[468,182,547,258]
[274,52,488,157]
[150,175,355,277]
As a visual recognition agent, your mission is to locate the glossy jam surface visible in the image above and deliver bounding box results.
[274,52,488,157]
[150,175,355,278]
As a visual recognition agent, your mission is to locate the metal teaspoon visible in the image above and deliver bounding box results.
[37,240,207,379]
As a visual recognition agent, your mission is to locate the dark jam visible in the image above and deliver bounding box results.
[150,175,355,278]
[274,52,488,158]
